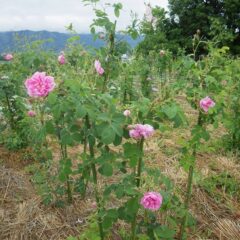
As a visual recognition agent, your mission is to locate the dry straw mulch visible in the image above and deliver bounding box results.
[0,164,95,240]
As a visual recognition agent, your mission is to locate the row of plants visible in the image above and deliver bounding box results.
[1,1,240,239]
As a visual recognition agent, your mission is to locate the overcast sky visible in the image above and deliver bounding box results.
[0,0,168,33]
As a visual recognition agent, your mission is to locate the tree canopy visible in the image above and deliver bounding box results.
[138,0,240,55]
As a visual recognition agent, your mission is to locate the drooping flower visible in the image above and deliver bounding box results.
[129,124,154,140]
[200,96,215,112]
[94,60,104,75]
[4,54,13,61]
[58,52,65,65]
[123,110,131,117]
[25,72,56,98]
[140,192,163,211]
[27,110,36,117]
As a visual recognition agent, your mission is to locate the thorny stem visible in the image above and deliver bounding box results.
[178,161,195,240]
[131,138,144,240]
[179,112,202,240]
[56,121,72,204]
[136,138,144,187]
[5,92,15,130]
[86,114,105,240]
[102,22,116,93]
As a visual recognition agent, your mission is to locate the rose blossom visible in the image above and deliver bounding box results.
[58,52,65,65]
[25,72,56,98]
[94,60,104,75]
[123,110,131,117]
[27,110,36,117]
[140,192,163,211]
[129,124,154,140]
[4,54,13,61]
[200,96,215,112]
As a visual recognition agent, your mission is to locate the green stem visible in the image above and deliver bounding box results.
[56,123,72,204]
[67,175,72,204]
[102,26,116,93]
[64,145,72,204]
[90,161,104,240]
[179,112,202,239]
[80,115,91,198]
[136,138,144,187]
[178,163,195,240]
[123,76,127,104]
[5,92,15,130]
[86,114,104,240]
[131,138,144,240]
[131,220,137,240]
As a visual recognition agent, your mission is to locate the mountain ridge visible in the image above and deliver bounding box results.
[0,30,142,53]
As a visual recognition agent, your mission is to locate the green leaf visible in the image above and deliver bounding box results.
[47,93,57,105]
[45,120,55,134]
[98,163,113,176]
[101,126,116,144]
[114,8,120,18]
[60,129,73,145]
[123,142,140,167]
[118,197,139,222]
[113,3,122,18]
[111,122,123,136]
[76,105,87,118]
[102,209,118,230]
[95,9,107,17]
[59,159,72,182]
[97,112,110,121]
[72,132,83,142]
[113,134,122,146]
[90,27,95,34]
[88,134,95,147]
[162,104,178,119]
[154,225,176,239]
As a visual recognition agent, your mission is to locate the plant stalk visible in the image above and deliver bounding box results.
[179,112,202,239]
[86,114,104,240]
[5,93,15,130]
[131,137,144,240]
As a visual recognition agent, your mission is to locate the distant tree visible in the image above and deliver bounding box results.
[136,6,173,56]
[168,0,240,54]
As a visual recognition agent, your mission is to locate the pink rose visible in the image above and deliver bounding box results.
[94,60,104,75]
[4,54,13,61]
[140,192,163,211]
[123,110,131,117]
[25,72,56,98]
[27,110,36,117]
[200,96,215,112]
[58,52,65,65]
[129,124,154,140]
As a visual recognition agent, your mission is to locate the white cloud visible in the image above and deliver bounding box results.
[0,0,168,32]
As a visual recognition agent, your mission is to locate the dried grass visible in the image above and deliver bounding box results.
[0,165,94,240]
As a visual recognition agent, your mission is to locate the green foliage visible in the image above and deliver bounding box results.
[2,2,240,240]
[199,172,240,201]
